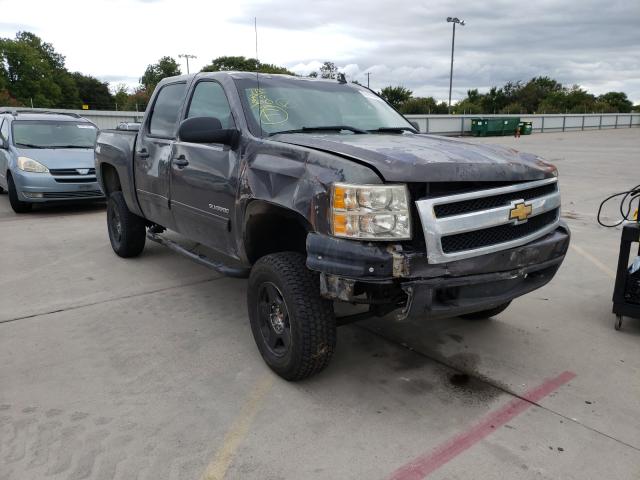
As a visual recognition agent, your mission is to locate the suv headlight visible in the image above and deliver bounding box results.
[331,183,411,240]
[17,156,49,173]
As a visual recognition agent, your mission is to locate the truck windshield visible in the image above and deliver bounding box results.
[233,77,415,136]
[12,121,97,149]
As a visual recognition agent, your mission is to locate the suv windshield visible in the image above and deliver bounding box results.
[12,120,97,148]
[233,76,415,136]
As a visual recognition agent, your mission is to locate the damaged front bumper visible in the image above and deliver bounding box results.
[306,222,570,320]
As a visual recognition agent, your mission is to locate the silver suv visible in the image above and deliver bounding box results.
[0,109,103,213]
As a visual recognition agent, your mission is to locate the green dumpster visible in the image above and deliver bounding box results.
[471,117,520,136]
[519,121,533,135]
[471,118,488,136]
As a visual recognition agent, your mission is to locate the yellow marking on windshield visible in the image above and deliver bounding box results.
[249,88,289,125]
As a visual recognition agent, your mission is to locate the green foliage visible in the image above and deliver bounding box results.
[379,86,413,109]
[319,61,338,79]
[141,56,181,92]
[201,56,294,75]
[72,73,113,109]
[597,92,633,113]
[454,78,632,114]
[399,96,448,114]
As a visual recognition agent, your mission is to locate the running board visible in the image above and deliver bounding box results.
[146,232,250,278]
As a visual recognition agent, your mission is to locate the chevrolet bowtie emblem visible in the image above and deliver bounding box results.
[509,201,533,223]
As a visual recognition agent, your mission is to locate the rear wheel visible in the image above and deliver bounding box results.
[107,191,146,257]
[248,252,336,381]
[7,175,32,213]
[460,301,511,320]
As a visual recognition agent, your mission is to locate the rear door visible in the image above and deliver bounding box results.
[170,80,239,253]
[134,82,187,228]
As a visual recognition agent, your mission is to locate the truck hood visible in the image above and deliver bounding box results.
[16,148,95,169]
[271,133,556,182]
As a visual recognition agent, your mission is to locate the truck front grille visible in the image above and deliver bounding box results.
[441,208,559,253]
[415,177,561,263]
[434,183,558,218]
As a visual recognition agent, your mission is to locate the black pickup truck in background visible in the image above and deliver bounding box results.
[95,72,570,380]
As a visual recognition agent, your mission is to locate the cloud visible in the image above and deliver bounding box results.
[1,0,638,103]
[235,0,640,102]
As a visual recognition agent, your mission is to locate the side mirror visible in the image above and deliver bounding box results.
[0,138,7,149]
[178,117,239,146]
[409,121,420,132]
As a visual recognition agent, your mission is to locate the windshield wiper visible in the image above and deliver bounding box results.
[48,145,93,149]
[15,143,46,149]
[270,125,368,136]
[369,127,417,133]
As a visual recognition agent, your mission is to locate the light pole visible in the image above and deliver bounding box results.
[178,53,197,74]
[446,17,465,114]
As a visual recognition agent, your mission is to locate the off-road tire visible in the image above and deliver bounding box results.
[107,191,146,257]
[460,301,511,320]
[248,252,336,381]
[7,175,32,213]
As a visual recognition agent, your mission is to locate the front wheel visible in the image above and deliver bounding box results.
[248,252,336,381]
[107,191,146,257]
[7,175,32,213]
[460,301,511,320]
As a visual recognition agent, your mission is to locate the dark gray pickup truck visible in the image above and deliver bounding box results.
[95,72,570,380]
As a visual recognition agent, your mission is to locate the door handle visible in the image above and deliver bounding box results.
[136,148,149,158]
[173,154,189,168]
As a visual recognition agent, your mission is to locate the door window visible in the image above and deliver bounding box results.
[149,83,187,137]
[187,82,235,128]
[0,119,8,142]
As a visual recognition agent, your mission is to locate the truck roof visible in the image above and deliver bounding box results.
[158,71,345,85]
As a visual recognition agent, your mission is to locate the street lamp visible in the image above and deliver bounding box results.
[178,53,197,74]
[446,17,465,114]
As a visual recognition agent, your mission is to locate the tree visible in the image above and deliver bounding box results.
[0,31,81,108]
[201,56,294,75]
[379,86,412,109]
[399,96,438,114]
[141,56,181,92]
[319,61,338,79]
[72,73,114,109]
[308,71,318,78]
[598,92,633,113]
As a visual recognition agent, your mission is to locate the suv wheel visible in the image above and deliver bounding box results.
[460,301,511,320]
[7,175,32,213]
[107,191,146,257]
[248,252,336,381]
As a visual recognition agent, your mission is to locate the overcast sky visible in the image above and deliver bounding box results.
[1,0,639,103]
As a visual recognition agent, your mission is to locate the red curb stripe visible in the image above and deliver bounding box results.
[387,370,576,480]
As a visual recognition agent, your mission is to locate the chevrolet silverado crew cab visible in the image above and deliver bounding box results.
[95,72,570,380]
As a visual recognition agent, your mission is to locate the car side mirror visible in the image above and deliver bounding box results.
[178,117,239,147]
[0,138,7,149]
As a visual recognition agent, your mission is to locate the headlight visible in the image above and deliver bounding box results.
[331,183,411,240]
[17,157,49,173]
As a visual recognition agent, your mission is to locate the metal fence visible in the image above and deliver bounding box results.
[405,113,640,135]
[0,107,144,130]
[4,107,639,135]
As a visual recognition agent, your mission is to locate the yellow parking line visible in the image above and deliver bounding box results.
[200,373,275,480]
[570,244,616,279]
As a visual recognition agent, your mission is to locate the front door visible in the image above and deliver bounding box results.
[170,80,239,253]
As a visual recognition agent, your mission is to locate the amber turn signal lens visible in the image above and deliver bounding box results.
[333,213,347,235]
[333,186,346,210]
